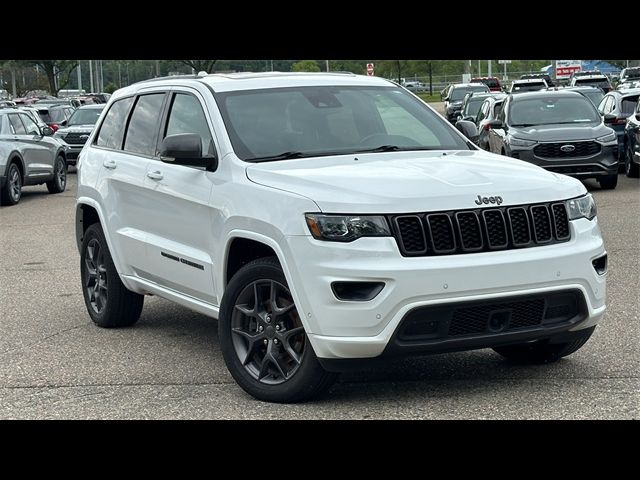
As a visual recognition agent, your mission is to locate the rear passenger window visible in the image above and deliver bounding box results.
[8,114,26,134]
[165,93,214,155]
[124,94,165,156]
[96,96,134,150]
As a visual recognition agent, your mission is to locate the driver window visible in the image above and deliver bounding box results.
[165,93,214,156]
[20,113,41,135]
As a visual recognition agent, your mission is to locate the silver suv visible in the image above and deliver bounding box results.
[0,108,68,205]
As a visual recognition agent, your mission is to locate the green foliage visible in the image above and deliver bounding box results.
[292,60,321,72]
[103,82,118,94]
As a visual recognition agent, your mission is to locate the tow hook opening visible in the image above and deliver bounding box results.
[592,254,607,275]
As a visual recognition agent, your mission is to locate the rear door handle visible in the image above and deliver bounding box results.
[103,159,117,169]
[147,170,164,181]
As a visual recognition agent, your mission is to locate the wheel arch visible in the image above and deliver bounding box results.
[4,151,25,177]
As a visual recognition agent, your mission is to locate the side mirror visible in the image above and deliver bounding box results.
[603,113,616,124]
[60,120,67,127]
[160,133,216,170]
[487,119,503,129]
[42,126,53,136]
[455,120,479,142]
[443,96,449,102]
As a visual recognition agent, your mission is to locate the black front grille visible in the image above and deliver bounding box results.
[63,132,89,145]
[392,201,571,257]
[396,290,584,343]
[534,141,601,158]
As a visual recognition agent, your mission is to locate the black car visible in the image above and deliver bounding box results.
[456,92,496,122]
[442,83,490,122]
[486,90,619,189]
[623,98,640,177]
[597,88,640,162]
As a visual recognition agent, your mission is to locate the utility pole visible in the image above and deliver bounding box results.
[155,60,160,77]
[11,68,16,97]
[100,60,104,92]
[488,60,492,77]
[118,62,122,88]
[325,60,329,72]
[89,60,94,93]
[271,60,274,72]
[77,61,82,91]
[428,61,433,96]
[478,60,481,76]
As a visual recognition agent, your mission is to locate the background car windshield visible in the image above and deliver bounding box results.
[581,90,604,107]
[68,108,103,126]
[510,96,600,126]
[464,98,485,116]
[450,85,488,101]
[216,85,470,160]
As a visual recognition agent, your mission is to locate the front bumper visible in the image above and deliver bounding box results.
[510,143,618,178]
[284,217,606,360]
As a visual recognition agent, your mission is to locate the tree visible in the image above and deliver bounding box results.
[178,60,218,73]
[103,82,118,94]
[24,60,78,95]
[292,60,321,72]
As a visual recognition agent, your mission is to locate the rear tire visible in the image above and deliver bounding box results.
[625,144,639,178]
[598,174,618,190]
[46,155,67,194]
[1,162,22,206]
[80,223,144,328]
[493,326,596,364]
[219,256,337,403]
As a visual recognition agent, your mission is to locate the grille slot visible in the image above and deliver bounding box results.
[63,132,89,145]
[392,200,571,257]
[426,214,456,253]
[448,298,546,336]
[533,141,601,158]
[531,205,552,243]
[394,216,426,254]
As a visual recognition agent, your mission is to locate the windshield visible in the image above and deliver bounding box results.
[622,68,640,80]
[509,96,600,126]
[580,90,604,107]
[450,85,489,101]
[38,109,66,123]
[68,107,103,126]
[215,85,471,161]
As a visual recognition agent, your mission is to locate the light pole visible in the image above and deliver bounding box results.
[77,60,82,91]
[89,60,94,93]
[326,60,329,72]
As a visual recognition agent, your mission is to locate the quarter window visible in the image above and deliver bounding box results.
[165,93,214,155]
[96,96,134,150]
[124,94,165,156]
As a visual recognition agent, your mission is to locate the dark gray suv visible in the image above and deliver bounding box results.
[487,90,619,189]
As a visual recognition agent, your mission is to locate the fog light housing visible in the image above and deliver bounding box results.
[592,254,607,275]
[331,281,385,301]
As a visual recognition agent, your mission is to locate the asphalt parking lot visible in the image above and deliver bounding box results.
[0,169,638,419]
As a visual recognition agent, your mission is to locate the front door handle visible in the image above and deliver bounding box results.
[103,159,117,169]
[147,170,164,181]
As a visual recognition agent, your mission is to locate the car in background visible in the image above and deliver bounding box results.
[623,99,640,177]
[618,66,640,86]
[456,92,496,122]
[0,100,17,108]
[0,89,10,100]
[470,77,502,92]
[521,73,554,87]
[404,81,427,92]
[443,83,490,122]
[54,104,106,167]
[564,86,605,107]
[618,80,640,90]
[87,93,111,103]
[472,94,507,150]
[0,108,67,205]
[487,90,619,189]
[570,73,612,93]
[509,78,548,93]
[34,104,76,133]
[18,106,48,130]
[597,88,640,163]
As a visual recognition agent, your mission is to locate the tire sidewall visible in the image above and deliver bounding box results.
[7,163,22,204]
[55,155,66,192]
[219,259,324,402]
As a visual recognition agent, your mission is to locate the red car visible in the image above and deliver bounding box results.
[471,76,502,92]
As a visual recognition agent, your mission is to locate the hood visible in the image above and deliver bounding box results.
[510,122,610,142]
[245,150,586,213]
[56,124,96,133]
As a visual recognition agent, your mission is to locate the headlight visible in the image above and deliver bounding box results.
[507,136,537,147]
[305,214,391,242]
[565,194,597,221]
[596,132,616,143]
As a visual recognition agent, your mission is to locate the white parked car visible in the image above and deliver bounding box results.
[75,72,607,402]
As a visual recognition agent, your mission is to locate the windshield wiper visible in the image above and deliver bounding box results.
[353,145,441,154]
[247,151,308,162]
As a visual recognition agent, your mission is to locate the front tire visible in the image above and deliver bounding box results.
[80,223,144,328]
[46,155,66,194]
[219,257,337,403]
[493,326,596,364]
[625,144,639,178]
[1,163,22,206]
[598,174,618,190]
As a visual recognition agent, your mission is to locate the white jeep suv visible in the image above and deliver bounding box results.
[76,72,607,403]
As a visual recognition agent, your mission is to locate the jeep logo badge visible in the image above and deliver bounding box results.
[560,144,575,152]
[80,134,89,140]
[475,195,503,206]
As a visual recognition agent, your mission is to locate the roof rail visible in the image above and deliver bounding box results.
[135,74,200,84]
